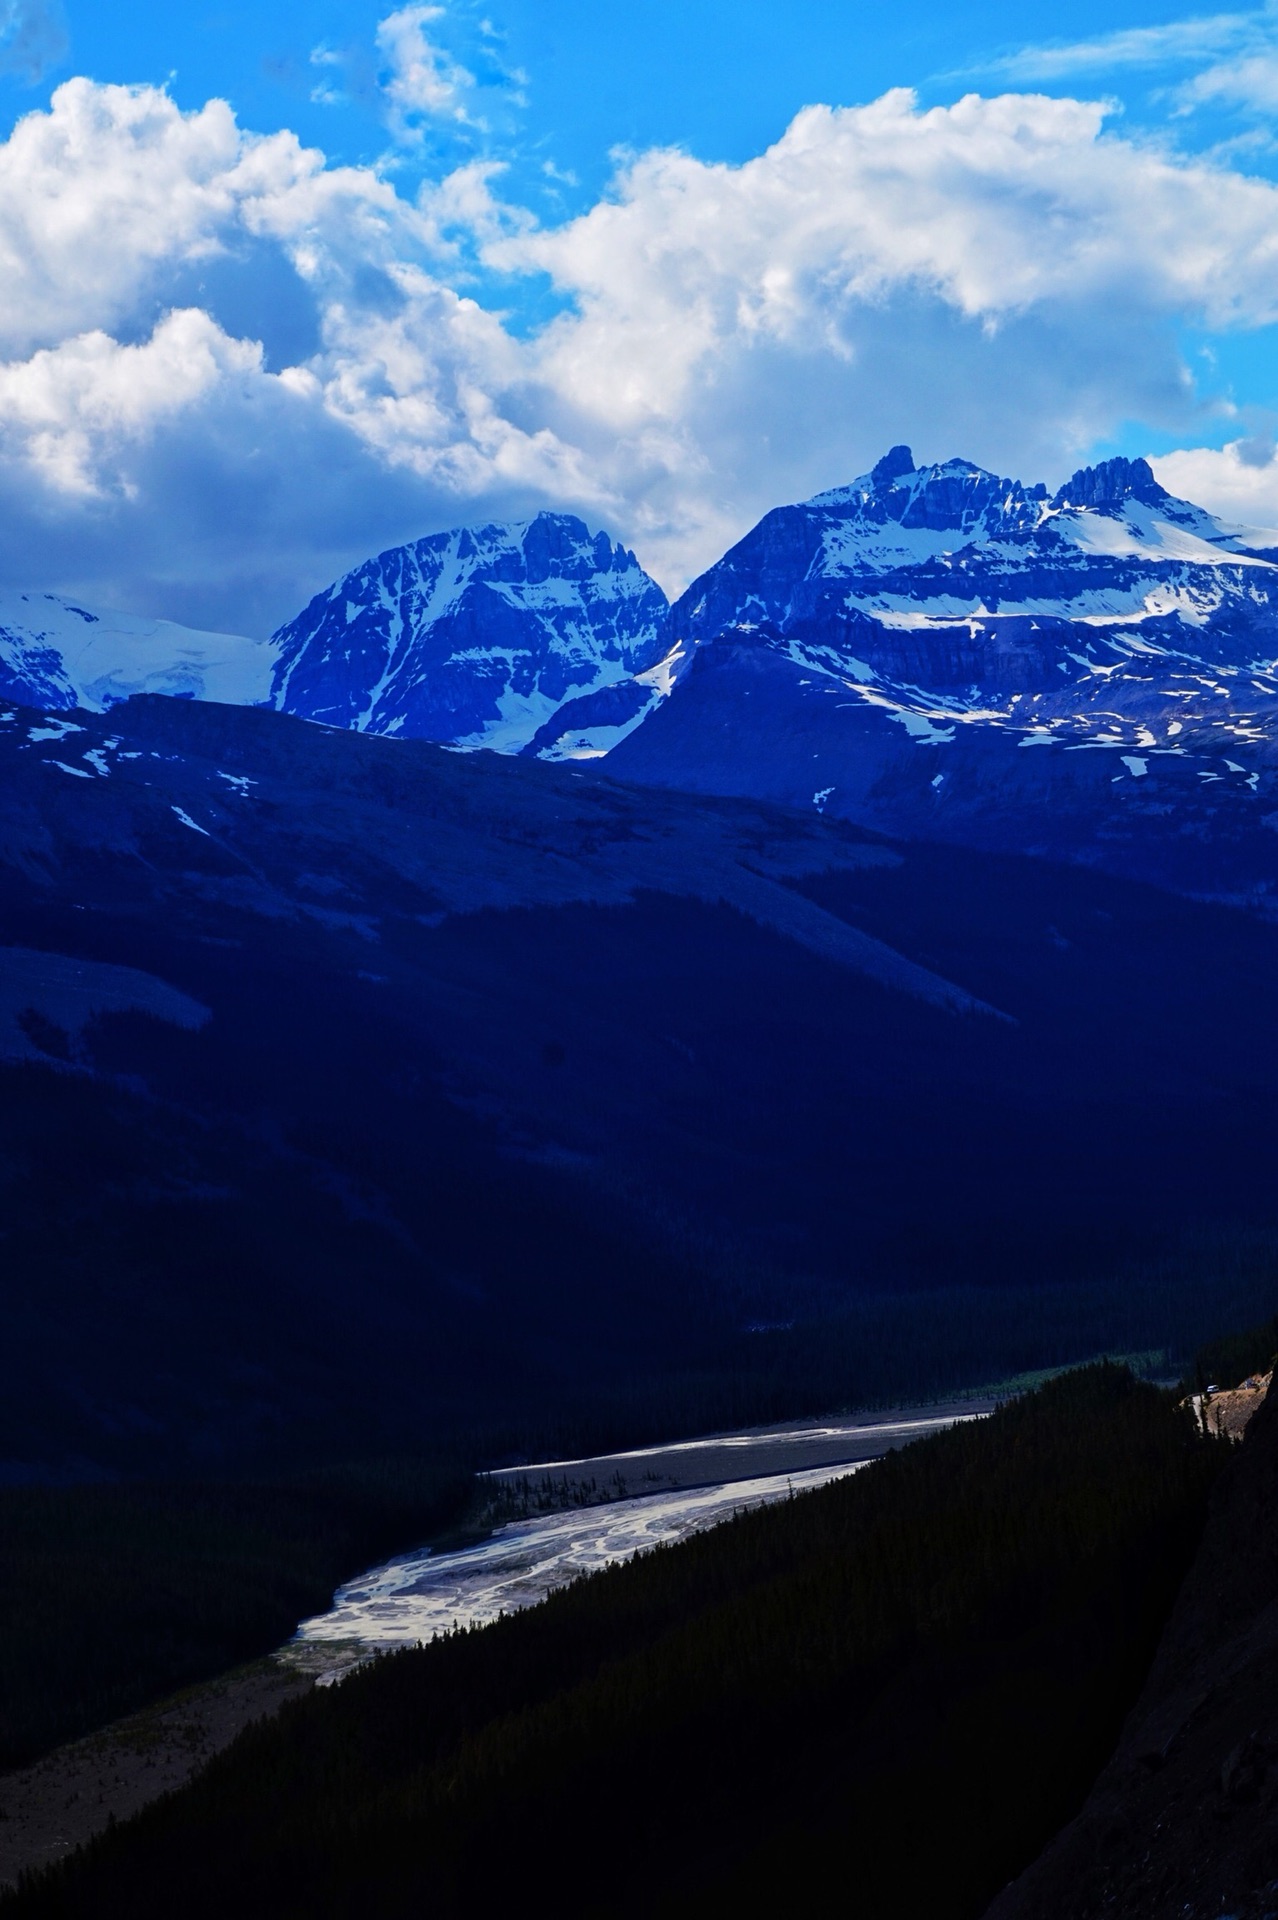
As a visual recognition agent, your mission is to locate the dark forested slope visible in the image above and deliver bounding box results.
[988,1371,1278,1919]
[2,1367,1223,1920]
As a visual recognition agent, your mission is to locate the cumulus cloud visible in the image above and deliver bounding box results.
[1153,437,1278,532]
[0,308,263,494]
[482,90,1278,576]
[0,78,425,357]
[2,76,1278,629]
[508,92,1278,353]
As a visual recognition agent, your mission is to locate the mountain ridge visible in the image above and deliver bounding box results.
[270,510,670,754]
[605,445,1278,904]
[9,450,1278,904]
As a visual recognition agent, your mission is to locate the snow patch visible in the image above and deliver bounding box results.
[171,806,210,836]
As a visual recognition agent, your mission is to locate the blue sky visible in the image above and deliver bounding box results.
[2,0,1278,631]
[22,2,1261,179]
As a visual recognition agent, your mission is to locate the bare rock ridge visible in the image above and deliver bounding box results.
[987,1379,1278,1920]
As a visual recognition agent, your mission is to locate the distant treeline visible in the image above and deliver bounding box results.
[1185,1313,1278,1394]
[6,1366,1227,1920]
[0,1459,470,1772]
[517,1224,1278,1463]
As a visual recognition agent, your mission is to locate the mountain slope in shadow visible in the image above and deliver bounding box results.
[4,694,1278,1474]
[987,1378,1278,1920]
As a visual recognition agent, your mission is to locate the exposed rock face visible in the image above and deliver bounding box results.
[1055,455,1169,511]
[985,1380,1278,1920]
[1194,1374,1274,1443]
[270,512,669,752]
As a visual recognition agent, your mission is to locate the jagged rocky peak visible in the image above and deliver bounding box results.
[870,443,916,485]
[663,438,1278,681]
[270,510,670,753]
[1052,455,1168,511]
[810,448,1049,539]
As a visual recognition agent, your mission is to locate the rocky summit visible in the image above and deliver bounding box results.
[269,511,670,753]
[668,445,1278,660]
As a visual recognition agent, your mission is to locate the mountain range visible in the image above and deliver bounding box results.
[5,444,1278,1913]
[6,448,1278,905]
[610,448,1278,903]
[8,446,1278,1472]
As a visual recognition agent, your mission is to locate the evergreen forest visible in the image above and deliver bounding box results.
[3,1365,1228,1919]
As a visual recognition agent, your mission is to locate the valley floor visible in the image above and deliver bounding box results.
[486,1396,997,1500]
[0,1397,993,1885]
[0,1663,309,1892]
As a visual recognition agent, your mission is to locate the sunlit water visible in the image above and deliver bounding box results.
[286,1407,990,1683]
[288,1460,860,1681]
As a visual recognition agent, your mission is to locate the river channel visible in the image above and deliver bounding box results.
[287,1400,993,1683]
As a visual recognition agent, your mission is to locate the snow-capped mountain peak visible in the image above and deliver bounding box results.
[270,510,669,752]
[668,448,1278,652]
[602,446,1278,904]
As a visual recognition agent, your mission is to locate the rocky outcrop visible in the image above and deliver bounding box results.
[1193,1374,1274,1443]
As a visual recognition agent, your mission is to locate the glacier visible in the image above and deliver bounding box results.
[0,590,276,712]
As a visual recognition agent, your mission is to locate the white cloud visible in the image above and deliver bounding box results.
[1152,437,1278,532]
[478,89,1278,577]
[376,5,476,139]
[975,9,1258,82]
[1178,47,1278,110]
[308,44,346,110]
[0,308,262,494]
[3,77,1278,627]
[0,79,424,355]
[509,91,1278,347]
[977,4,1278,127]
